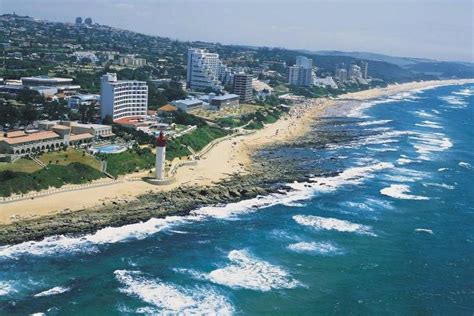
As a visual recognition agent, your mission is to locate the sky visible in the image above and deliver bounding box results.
[1,0,473,62]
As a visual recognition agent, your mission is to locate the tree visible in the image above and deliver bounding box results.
[16,88,43,104]
[0,102,20,128]
[44,102,69,120]
[78,102,97,123]
[20,103,39,126]
[102,115,113,125]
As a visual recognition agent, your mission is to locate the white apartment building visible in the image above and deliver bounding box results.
[349,64,363,80]
[288,56,314,86]
[335,68,348,82]
[186,48,224,91]
[118,55,147,67]
[100,73,148,121]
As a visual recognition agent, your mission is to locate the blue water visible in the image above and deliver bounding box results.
[1,84,473,315]
[93,144,125,154]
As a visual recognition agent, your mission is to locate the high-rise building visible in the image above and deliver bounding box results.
[348,64,363,80]
[296,56,313,69]
[359,61,368,79]
[186,48,224,91]
[335,68,348,82]
[233,73,253,103]
[288,56,313,86]
[100,73,148,121]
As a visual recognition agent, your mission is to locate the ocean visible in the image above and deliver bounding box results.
[1,83,473,315]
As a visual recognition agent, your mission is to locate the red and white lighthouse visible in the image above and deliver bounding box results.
[155,131,166,180]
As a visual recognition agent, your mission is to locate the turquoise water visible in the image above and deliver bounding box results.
[92,144,125,154]
[1,84,473,315]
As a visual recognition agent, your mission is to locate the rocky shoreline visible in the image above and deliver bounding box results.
[0,156,310,245]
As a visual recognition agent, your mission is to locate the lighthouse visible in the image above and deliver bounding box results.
[155,131,166,180]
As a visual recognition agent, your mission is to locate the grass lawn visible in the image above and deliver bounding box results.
[190,104,263,120]
[0,159,42,173]
[274,84,290,95]
[0,163,105,197]
[102,147,155,177]
[39,148,101,170]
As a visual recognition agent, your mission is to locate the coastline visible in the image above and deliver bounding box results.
[0,79,472,230]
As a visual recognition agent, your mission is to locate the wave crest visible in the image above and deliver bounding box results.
[293,215,376,236]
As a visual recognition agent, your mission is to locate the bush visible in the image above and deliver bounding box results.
[177,126,229,152]
[0,163,104,197]
[103,147,155,177]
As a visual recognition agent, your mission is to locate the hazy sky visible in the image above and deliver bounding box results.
[2,0,473,62]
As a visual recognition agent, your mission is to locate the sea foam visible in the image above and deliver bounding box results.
[438,95,467,107]
[34,286,70,297]
[204,250,303,292]
[293,215,376,236]
[0,162,393,258]
[0,216,191,259]
[0,281,14,296]
[357,119,392,127]
[458,162,472,170]
[287,241,341,255]
[415,120,443,129]
[409,132,452,160]
[414,228,434,235]
[380,184,429,200]
[114,270,233,315]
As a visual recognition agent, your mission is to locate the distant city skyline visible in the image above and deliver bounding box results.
[2,0,473,62]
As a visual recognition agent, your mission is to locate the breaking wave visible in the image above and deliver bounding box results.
[34,286,70,298]
[293,215,376,236]
[114,270,233,315]
[0,216,191,259]
[357,119,392,126]
[287,241,341,255]
[458,162,472,170]
[380,184,429,200]
[414,228,434,235]
[409,132,452,160]
[177,250,303,292]
[0,281,14,296]
[438,95,467,107]
[415,120,443,129]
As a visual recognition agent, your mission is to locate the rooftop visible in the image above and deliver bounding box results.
[173,99,203,106]
[212,94,239,101]
[69,133,94,141]
[21,76,73,83]
[0,131,60,145]
[158,104,177,112]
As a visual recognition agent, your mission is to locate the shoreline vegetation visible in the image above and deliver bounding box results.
[0,79,473,245]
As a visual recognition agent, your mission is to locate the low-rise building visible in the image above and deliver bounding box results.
[171,98,203,112]
[68,94,100,109]
[118,55,147,67]
[157,104,177,115]
[0,130,66,161]
[20,75,80,95]
[72,51,99,63]
[210,94,240,110]
[0,120,114,162]
[313,77,338,89]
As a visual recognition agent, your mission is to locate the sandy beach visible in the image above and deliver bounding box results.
[1,79,472,224]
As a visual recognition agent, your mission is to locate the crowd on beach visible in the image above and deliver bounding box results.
[278,98,328,137]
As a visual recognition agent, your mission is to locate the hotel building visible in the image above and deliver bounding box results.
[0,121,112,162]
[100,73,148,121]
[186,48,224,91]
